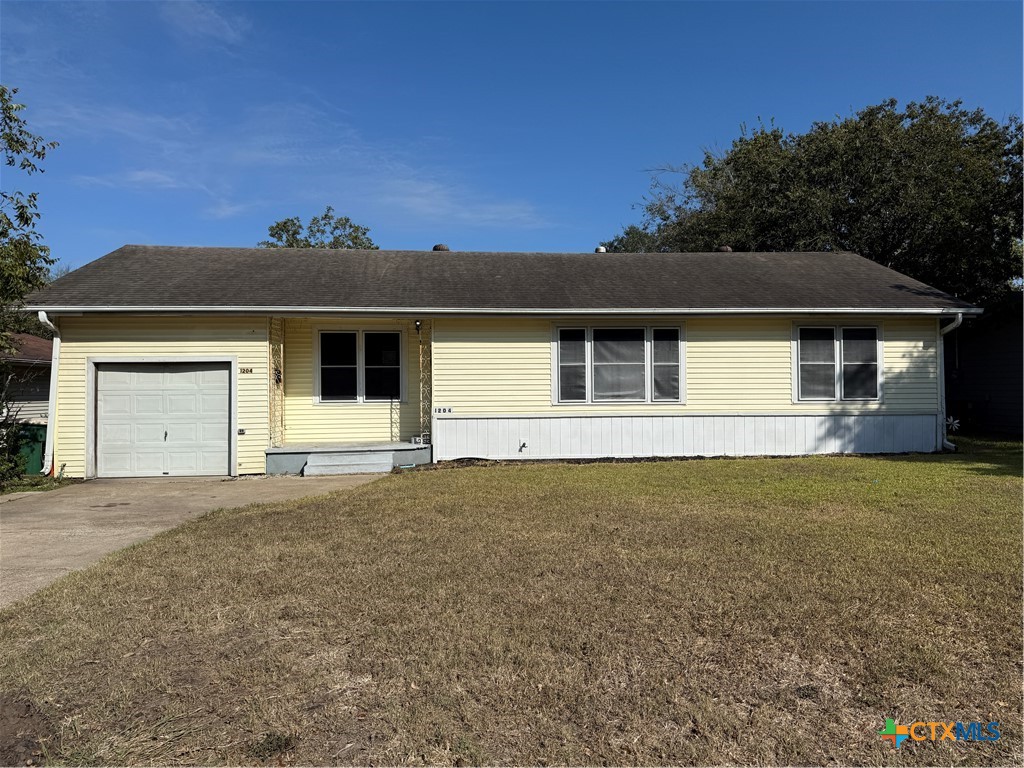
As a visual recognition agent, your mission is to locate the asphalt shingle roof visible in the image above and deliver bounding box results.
[2,333,53,364]
[26,245,978,313]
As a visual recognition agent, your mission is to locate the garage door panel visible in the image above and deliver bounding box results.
[166,423,199,443]
[200,451,226,471]
[98,393,132,416]
[134,395,165,415]
[200,393,229,414]
[97,369,133,389]
[99,453,132,474]
[99,423,131,444]
[134,452,166,474]
[167,452,200,472]
[134,424,166,444]
[200,368,229,386]
[199,422,228,442]
[96,362,230,477]
[167,394,198,414]
[135,369,167,388]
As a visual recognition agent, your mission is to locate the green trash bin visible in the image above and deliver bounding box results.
[18,424,46,475]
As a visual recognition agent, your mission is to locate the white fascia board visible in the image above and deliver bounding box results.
[24,305,983,316]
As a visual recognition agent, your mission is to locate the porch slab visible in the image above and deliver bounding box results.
[266,441,432,475]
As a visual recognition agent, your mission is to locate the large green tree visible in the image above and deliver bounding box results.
[1,85,57,351]
[604,98,1022,304]
[0,85,57,484]
[258,205,378,250]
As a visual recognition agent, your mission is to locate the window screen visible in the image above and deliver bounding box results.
[842,328,878,399]
[652,328,680,401]
[798,328,836,400]
[320,332,357,400]
[558,329,586,402]
[364,332,401,400]
[592,328,645,400]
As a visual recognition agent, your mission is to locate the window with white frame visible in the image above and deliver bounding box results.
[555,326,683,403]
[319,330,402,402]
[796,326,879,401]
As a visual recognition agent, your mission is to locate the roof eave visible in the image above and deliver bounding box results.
[24,305,983,316]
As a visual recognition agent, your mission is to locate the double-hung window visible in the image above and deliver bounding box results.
[796,326,880,402]
[555,326,684,403]
[319,330,402,402]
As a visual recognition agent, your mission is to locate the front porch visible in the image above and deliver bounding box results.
[265,316,434,475]
[265,441,432,476]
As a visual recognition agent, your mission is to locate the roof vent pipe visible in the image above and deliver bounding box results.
[432,244,450,251]
[595,246,607,253]
[715,245,733,252]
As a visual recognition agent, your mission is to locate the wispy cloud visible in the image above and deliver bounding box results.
[51,94,548,230]
[160,1,250,46]
[75,169,198,190]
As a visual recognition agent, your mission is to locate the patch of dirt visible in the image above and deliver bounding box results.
[0,693,54,767]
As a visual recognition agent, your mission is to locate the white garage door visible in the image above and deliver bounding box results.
[96,362,230,477]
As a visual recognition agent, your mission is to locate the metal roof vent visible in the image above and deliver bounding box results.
[595,246,607,253]
[715,245,733,252]
[432,243,450,251]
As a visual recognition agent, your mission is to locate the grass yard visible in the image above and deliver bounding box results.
[0,439,1020,766]
[1,474,79,495]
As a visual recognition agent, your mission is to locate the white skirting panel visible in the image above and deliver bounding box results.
[433,414,940,461]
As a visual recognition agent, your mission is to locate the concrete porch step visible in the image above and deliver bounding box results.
[302,452,393,476]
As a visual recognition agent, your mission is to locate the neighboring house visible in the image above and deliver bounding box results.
[944,291,1023,437]
[2,333,52,424]
[25,245,979,478]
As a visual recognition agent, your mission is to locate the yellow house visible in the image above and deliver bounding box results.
[25,245,980,478]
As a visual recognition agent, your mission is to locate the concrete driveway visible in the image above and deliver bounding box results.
[0,475,377,608]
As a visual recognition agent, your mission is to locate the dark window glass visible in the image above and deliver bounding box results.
[798,328,836,399]
[593,328,645,400]
[321,332,356,366]
[558,329,586,401]
[653,329,679,365]
[842,328,878,398]
[364,332,401,400]
[559,365,586,401]
[365,332,401,367]
[320,332,357,400]
[365,367,401,399]
[321,367,357,401]
[652,328,680,400]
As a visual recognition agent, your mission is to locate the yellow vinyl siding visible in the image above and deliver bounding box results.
[54,316,270,477]
[431,316,939,415]
[282,318,422,443]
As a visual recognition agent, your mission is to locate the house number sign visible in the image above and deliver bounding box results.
[434,407,453,414]
[239,367,254,374]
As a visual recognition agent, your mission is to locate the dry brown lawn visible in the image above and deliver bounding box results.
[0,439,1020,766]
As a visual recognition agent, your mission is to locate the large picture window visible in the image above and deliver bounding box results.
[555,326,683,404]
[796,326,880,402]
[318,330,402,403]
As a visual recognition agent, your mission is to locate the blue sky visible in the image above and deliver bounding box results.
[2,1,1021,269]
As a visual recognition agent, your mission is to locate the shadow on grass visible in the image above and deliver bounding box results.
[877,435,1023,478]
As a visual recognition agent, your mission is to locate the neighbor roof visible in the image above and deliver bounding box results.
[2,333,53,364]
[26,245,979,315]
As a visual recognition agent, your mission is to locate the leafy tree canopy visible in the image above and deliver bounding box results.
[603,97,1023,305]
[0,84,58,352]
[258,205,378,250]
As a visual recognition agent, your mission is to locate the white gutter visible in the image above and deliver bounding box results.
[37,311,60,475]
[22,305,985,316]
[937,312,964,451]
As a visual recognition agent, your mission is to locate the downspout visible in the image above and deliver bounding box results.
[37,311,60,475]
[937,312,964,451]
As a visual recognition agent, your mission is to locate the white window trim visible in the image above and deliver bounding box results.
[550,324,686,405]
[314,328,406,405]
[792,324,883,404]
